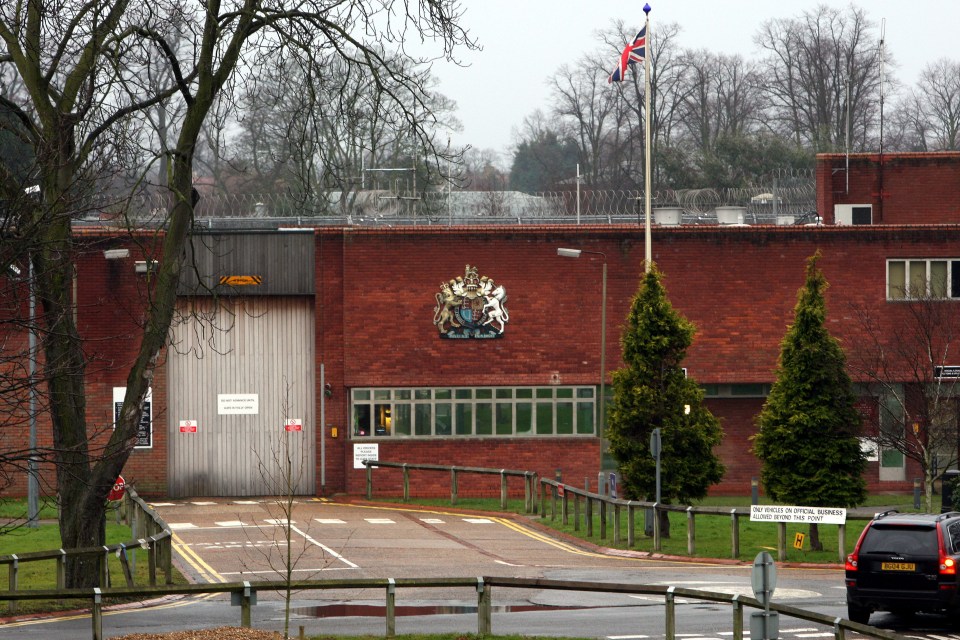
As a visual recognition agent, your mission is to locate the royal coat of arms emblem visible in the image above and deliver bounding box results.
[433,265,509,339]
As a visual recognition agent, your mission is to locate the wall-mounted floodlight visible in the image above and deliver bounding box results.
[103,249,130,260]
[135,260,158,274]
[556,248,582,258]
[6,263,22,277]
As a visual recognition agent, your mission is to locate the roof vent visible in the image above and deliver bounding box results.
[654,207,682,226]
[715,206,746,225]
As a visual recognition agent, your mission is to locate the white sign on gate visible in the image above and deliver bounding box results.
[353,443,380,469]
[217,393,259,415]
[750,505,846,525]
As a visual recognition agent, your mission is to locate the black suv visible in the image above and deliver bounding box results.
[846,510,960,624]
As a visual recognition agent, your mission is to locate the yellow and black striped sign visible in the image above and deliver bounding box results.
[219,275,262,286]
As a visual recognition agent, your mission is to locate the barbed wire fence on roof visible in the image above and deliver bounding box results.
[81,183,817,229]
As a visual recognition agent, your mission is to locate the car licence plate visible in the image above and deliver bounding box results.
[881,562,916,571]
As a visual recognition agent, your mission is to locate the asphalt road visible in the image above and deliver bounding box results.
[1,499,957,639]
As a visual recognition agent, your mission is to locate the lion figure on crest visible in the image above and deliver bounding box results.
[433,283,462,333]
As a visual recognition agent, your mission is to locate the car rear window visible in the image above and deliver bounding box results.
[860,524,938,555]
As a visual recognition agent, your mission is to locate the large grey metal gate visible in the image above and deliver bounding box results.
[167,296,315,497]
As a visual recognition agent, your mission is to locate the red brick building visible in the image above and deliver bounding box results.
[5,152,960,499]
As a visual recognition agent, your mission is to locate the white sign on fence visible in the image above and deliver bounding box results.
[354,443,379,469]
[750,505,846,525]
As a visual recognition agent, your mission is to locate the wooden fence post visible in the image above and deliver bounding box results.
[838,523,846,564]
[627,504,636,548]
[7,555,16,614]
[732,594,743,640]
[451,468,458,506]
[366,464,373,500]
[653,503,662,552]
[500,470,507,510]
[665,586,676,640]
[731,510,740,559]
[403,464,410,502]
[386,578,396,637]
[687,507,695,556]
[477,578,491,636]
[778,522,787,561]
[586,497,593,537]
[92,588,103,640]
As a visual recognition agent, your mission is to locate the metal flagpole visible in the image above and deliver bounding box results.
[643,3,652,272]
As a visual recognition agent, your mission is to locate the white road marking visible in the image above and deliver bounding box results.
[315,518,346,524]
[190,501,217,506]
[365,518,395,524]
[463,518,494,524]
[421,518,445,524]
[607,635,649,639]
[264,519,296,525]
[215,521,247,527]
[169,523,197,530]
[291,524,359,569]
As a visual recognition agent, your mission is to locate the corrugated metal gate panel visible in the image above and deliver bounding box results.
[167,297,315,497]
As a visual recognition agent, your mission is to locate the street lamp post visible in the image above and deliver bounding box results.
[557,248,608,470]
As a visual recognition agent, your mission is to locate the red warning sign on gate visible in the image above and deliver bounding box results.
[179,419,198,433]
[284,419,303,432]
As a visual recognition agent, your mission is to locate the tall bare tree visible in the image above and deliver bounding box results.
[0,0,474,588]
[755,4,884,152]
[848,279,960,512]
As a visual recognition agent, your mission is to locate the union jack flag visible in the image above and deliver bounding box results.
[608,26,646,83]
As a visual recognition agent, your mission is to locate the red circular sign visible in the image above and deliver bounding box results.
[108,476,125,501]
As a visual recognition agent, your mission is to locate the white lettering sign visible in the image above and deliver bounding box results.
[113,387,153,449]
[750,505,846,525]
[217,394,259,415]
[353,443,380,469]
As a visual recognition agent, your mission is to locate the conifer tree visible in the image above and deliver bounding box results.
[607,265,725,531]
[753,252,867,550]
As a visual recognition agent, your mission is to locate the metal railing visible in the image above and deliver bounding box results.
[76,184,817,229]
[0,575,904,640]
[360,460,874,564]
[538,478,874,564]
[0,488,173,614]
[363,460,539,513]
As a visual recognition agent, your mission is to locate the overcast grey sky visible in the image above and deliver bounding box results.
[431,1,960,157]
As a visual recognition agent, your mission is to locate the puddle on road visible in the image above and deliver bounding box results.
[292,603,590,618]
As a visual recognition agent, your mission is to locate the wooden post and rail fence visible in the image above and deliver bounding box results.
[363,460,876,563]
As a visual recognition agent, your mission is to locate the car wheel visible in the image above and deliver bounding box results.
[848,603,870,625]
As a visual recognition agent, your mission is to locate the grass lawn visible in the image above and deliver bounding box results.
[0,498,188,615]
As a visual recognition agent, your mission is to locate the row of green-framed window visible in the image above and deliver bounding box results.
[352,387,596,438]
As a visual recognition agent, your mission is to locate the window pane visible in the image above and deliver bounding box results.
[435,389,452,400]
[354,405,371,436]
[536,388,553,398]
[496,388,513,399]
[516,388,533,399]
[952,261,960,298]
[415,404,432,435]
[455,404,473,435]
[496,404,513,435]
[396,389,411,400]
[394,405,411,436]
[577,388,594,398]
[888,261,905,299]
[476,389,493,399]
[415,389,431,400]
[476,403,493,435]
[374,389,390,400]
[353,389,370,401]
[931,261,948,298]
[909,261,926,298]
[375,404,391,436]
[577,402,595,434]
[536,402,554,434]
[435,403,452,435]
[516,402,533,435]
[455,389,472,399]
[557,402,574,434]
[557,388,574,398]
